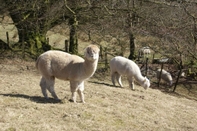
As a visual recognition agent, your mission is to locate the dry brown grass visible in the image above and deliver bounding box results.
[0,59,197,131]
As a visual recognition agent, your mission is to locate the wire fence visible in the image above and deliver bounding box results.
[1,31,197,93]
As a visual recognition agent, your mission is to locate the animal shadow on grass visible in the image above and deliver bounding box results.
[0,93,61,104]
[88,80,122,88]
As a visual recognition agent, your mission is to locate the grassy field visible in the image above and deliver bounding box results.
[0,15,197,131]
[0,59,197,131]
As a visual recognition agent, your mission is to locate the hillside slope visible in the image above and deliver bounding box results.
[0,60,196,131]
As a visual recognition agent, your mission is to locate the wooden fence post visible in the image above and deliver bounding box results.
[104,48,108,69]
[6,32,9,48]
[100,45,103,59]
[88,30,91,41]
[158,63,164,88]
[173,61,182,92]
[145,58,148,76]
[152,54,155,64]
[22,29,25,58]
[65,40,69,52]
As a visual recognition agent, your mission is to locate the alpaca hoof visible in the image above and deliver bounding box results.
[69,99,74,102]
[69,99,77,103]
[54,97,60,100]
[55,98,61,102]
[44,96,49,99]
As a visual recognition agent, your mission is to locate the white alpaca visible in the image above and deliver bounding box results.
[156,69,173,86]
[36,45,100,103]
[139,47,151,58]
[109,56,150,90]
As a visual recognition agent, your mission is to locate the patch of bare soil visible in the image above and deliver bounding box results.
[0,59,197,131]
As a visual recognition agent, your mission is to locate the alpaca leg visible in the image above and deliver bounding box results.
[70,81,78,103]
[78,90,85,103]
[40,77,48,99]
[131,82,135,90]
[128,77,135,90]
[111,72,116,86]
[46,76,59,100]
[116,73,123,87]
[77,81,85,103]
[71,91,77,103]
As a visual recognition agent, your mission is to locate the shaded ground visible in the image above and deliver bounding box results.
[0,59,197,131]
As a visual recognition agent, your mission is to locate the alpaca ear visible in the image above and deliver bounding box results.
[84,47,90,56]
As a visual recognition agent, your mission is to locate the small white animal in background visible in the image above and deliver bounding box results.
[109,56,150,90]
[156,68,173,86]
[36,44,100,103]
[139,47,151,57]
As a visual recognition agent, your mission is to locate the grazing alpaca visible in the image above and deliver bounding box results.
[139,47,151,58]
[156,68,173,86]
[36,45,100,103]
[110,56,150,90]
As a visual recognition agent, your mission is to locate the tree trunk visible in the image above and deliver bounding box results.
[128,32,135,60]
[8,11,51,58]
[69,16,78,54]
[16,26,50,56]
[127,0,137,60]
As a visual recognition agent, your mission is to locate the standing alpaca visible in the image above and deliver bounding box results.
[110,56,150,90]
[36,44,100,103]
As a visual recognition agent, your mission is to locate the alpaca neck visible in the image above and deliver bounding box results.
[83,58,98,77]
[134,74,145,85]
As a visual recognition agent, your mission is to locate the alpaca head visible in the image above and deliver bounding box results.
[84,45,100,61]
[142,77,150,90]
